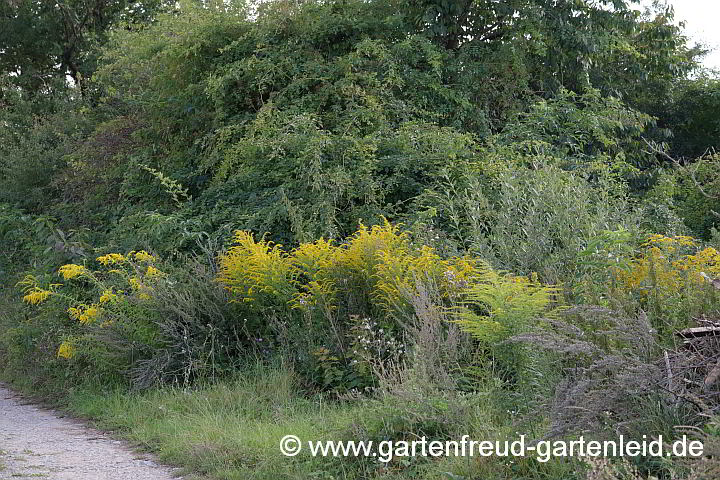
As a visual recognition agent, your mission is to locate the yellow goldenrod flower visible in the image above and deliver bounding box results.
[58,264,87,280]
[129,277,153,300]
[99,289,118,304]
[68,304,101,325]
[134,250,156,263]
[68,306,81,319]
[145,266,164,278]
[18,275,56,305]
[129,277,142,290]
[96,253,126,266]
[57,341,75,359]
[615,233,720,301]
[22,288,52,305]
[83,306,100,324]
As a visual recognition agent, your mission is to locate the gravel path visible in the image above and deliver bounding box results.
[0,386,181,479]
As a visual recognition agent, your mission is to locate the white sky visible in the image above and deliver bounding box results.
[639,0,720,70]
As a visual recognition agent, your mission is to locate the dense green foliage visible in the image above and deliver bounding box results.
[3,1,720,479]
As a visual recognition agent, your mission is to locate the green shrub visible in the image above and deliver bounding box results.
[13,249,245,389]
[476,165,633,285]
[214,221,560,392]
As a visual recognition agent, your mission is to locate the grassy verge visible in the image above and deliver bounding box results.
[65,366,361,479]
[0,361,581,480]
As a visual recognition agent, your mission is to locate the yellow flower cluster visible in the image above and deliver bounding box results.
[645,234,696,250]
[289,238,338,308]
[22,288,52,305]
[20,250,166,364]
[96,253,126,266]
[68,304,101,325]
[133,250,156,263]
[58,264,87,280]
[99,289,118,304]
[129,276,153,300]
[217,221,489,316]
[129,277,142,290]
[94,251,161,301]
[145,266,164,278]
[217,230,294,303]
[57,341,75,359]
[615,234,720,299]
[18,275,57,305]
[676,247,720,280]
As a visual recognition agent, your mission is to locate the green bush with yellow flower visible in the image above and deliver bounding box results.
[214,220,556,390]
[17,250,170,383]
[21,223,720,392]
[576,231,720,335]
[610,234,720,333]
[16,221,558,390]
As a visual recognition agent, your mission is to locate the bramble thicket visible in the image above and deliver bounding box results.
[3,1,720,479]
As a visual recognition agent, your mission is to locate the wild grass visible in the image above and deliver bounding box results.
[47,361,580,480]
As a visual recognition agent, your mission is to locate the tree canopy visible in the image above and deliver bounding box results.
[0,0,717,246]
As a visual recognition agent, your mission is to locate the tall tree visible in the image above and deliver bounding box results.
[0,0,169,96]
[403,0,700,102]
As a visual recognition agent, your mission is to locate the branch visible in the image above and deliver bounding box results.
[643,138,720,218]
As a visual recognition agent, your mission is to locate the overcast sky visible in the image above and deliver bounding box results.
[639,0,720,70]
